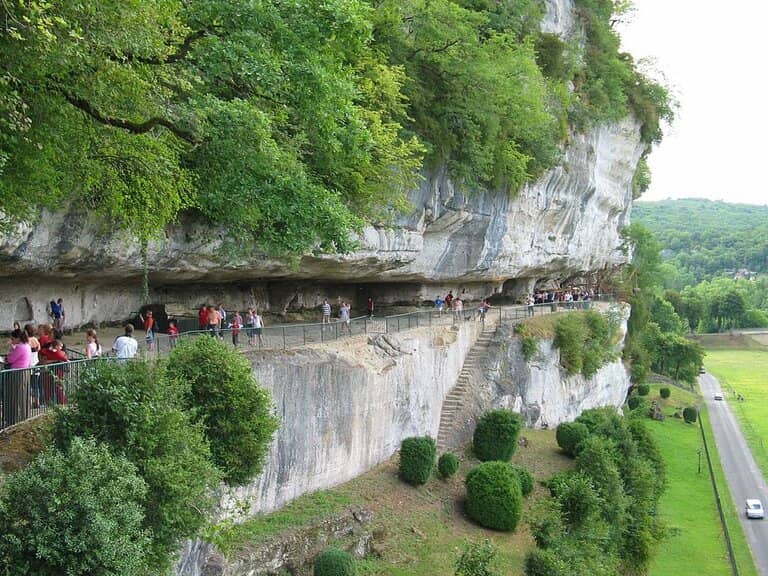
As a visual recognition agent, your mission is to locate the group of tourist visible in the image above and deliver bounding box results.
[197,304,264,346]
[434,291,489,321]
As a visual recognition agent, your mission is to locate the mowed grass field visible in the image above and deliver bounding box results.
[703,349,768,480]
[643,385,740,576]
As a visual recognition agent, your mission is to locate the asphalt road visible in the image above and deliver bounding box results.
[700,372,768,575]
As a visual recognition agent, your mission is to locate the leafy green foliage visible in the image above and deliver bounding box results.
[313,548,357,576]
[0,437,151,576]
[683,407,698,424]
[637,384,650,396]
[553,311,616,377]
[454,539,502,576]
[465,462,522,531]
[0,0,422,253]
[472,409,522,462]
[372,0,561,193]
[399,436,436,486]
[166,336,279,485]
[516,324,539,361]
[660,387,671,399]
[627,395,641,410]
[510,464,534,496]
[633,199,768,286]
[438,452,460,479]
[52,360,220,570]
[555,421,589,457]
[528,413,666,575]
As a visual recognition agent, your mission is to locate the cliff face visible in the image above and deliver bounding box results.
[0,116,643,327]
[177,312,630,576]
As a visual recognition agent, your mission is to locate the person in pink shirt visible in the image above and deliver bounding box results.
[6,329,32,369]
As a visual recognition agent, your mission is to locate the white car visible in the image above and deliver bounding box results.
[746,499,764,519]
[714,392,724,401]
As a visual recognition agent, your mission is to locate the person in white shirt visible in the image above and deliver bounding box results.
[112,324,138,359]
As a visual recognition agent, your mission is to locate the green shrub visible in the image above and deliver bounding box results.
[473,410,522,462]
[636,384,650,396]
[52,361,220,570]
[313,548,356,576]
[574,407,623,437]
[516,325,539,361]
[553,311,616,377]
[0,437,151,576]
[399,436,436,486]
[465,462,523,531]
[510,464,534,496]
[455,539,502,576]
[627,395,641,410]
[548,471,601,528]
[167,336,279,486]
[659,387,671,399]
[555,422,590,457]
[683,406,698,424]
[438,453,460,479]
[525,548,569,576]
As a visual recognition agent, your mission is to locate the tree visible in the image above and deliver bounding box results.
[0,437,151,576]
[166,336,279,485]
[0,0,422,254]
[52,360,220,570]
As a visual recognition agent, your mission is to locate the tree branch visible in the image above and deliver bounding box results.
[62,91,200,144]
[409,38,461,58]
[112,29,210,65]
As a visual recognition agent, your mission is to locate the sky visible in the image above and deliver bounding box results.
[618,0,768,206]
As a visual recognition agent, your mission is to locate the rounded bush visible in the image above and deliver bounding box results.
[438,453,459,479]
[659,387,671,399]
[636,384,651,396]
[555,422,589,457]
[627,395,641,410]
[398,436,436,486]
[314,548,356,576]
[683,406,698,424]
[510,464,534,496]
[465,461,522,531]
[473,409,522,462]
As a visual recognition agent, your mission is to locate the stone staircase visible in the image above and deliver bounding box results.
[436,324,498,451]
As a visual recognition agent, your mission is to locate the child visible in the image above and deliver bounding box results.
[167,318,180,349]
[231,311,242,347]
[139,310,155,351]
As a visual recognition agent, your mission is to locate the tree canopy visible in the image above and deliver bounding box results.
[1,0,670,255]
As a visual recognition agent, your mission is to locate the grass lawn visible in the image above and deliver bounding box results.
[703,349,768,478]
[209,430,573,575]
[642,385,731,576]
[641,384,756,576]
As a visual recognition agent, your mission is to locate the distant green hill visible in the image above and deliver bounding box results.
[632,199,768,284]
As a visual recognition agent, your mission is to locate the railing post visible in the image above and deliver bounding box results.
[282,326,286,350]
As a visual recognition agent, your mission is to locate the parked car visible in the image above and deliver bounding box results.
[714,392,724,401]
[746,499,764,519]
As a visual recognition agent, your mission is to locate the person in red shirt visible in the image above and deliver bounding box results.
[198,304,209,331]
[38,340,69,406]
[139,310,156,351]
[168,318,180,349]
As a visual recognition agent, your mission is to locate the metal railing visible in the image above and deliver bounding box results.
[1,295,615,433]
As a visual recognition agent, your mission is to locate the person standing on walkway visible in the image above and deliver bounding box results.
[198,304,209,331]
[50,298,65,332]
[112,324,138,359]
[231,310,242,347]
[245,308,256,346]
[207,305,220,337]
[167,319,180,348]
[139,310,155,352]
[85,329,102,359]
[321,299,332,324]
[217,303,227,339]
[339,301,351,335]
[366,297,374,318]
[253,309,265,347]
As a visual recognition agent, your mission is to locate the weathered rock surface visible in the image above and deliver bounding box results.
[177,308,631,575]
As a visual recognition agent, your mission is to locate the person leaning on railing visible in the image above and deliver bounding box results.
[37,339,69,406]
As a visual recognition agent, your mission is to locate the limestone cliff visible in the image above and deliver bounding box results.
[0,0,644,329]
[177,310,631,576]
